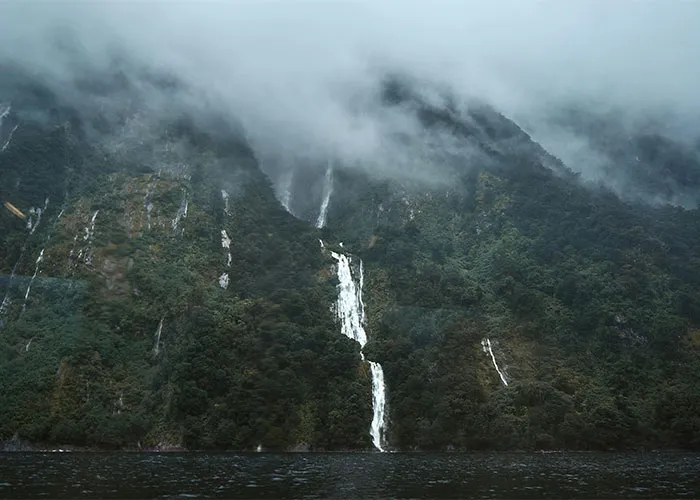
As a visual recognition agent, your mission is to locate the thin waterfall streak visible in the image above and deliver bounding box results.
[10,200,63,318]
[171,192,188,233]
[153,316,164,356]
[21,249,44,312]
[315,162,333,228]
[482,338,508,386]
[1,197,53,317]
[1,124,18,151]
[280,170,294,212]
[221,189,230,216]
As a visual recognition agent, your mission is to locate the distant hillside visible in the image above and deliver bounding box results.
[2,68,700,452]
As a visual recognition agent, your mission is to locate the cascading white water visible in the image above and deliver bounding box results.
[218,273,229,289]
[315,163,333,229]
[171,192,188,233]
[329,250,387,451]
[221,189,230,216]
[83,210,99,265]
[481,338,509,386]
[368,361,387,450]
[218,230,232,288]
[217,190,233,289]
[279,170,294,212]
[21,248,44,312]
[221,230,232,267]
[331,251,367,346]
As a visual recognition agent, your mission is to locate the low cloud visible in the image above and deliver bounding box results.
[1,1,699,200]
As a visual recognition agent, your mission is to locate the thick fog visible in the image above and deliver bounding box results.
[1,1,699,197]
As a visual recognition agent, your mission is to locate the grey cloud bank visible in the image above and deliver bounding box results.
[1,1,699,194]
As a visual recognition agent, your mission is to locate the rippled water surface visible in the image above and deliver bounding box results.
[1,452,699,499]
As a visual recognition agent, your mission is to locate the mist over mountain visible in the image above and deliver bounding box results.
[2,1,700,205]
[1,3,700,452]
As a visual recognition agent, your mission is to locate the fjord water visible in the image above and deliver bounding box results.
[1,452,699,499]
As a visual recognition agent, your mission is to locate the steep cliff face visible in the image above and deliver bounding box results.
[2,69,700,452]
[290,77,700,450]
[0,70,373,450]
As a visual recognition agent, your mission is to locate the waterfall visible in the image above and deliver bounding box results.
[330,251,367,346]
[218,190,233,288]
[0,103,9,125]
[482,338,509,386]
[368,361,387,451]
[329,250,388,451]
[0,104,17,152]
[218,273,229,289]
[2,124,18,152]
[82,210,99,265]
[144,182,155,231]
[171,192,188,233]
[145,202,153,230]
[1,198,52,319]
[84,210,99,241]
[221,189,230,216]
[315,163,333,229]
[21,248,44,312]
[279,170,294,212]
[153,316,164,356]
[221,230,232,267]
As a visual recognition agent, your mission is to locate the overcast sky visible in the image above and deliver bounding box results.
[1,1,699,184]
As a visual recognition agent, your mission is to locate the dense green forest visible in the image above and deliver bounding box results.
[1,70,700,451]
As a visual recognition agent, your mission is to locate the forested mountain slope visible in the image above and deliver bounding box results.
[1,68,699,451]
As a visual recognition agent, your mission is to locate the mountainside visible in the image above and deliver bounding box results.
[2,68,700,452]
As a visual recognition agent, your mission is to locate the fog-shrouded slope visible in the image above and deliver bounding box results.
[297,75,700,450]
[2,67,700,452]
[0,67,374,451]
[526,105,700,208]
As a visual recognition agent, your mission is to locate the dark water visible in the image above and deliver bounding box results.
[1,452,699,499]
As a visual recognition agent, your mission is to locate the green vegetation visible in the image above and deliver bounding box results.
[2,88,700,452]
[0,116,371,450]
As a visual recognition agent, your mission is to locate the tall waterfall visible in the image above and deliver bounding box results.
[330,250,387,451]
[315,163,333,229]
[482,338,509,386]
